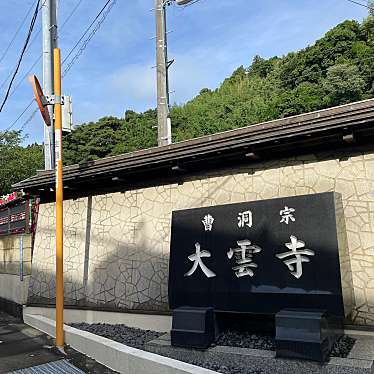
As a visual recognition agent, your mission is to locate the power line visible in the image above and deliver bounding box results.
[180,0,204,7]
[0,2,46,92]
[0,0,38,66]
[7,56,42,101]
[3,99,35,132]
[7,0,115,133]
[1,0,86,133]
[62,0,114,66]
[59,0,85,34]
[62,0,117,77]
[0,0,83,99]
[0,0,41,112]
[19,108,38,132]
[345,0,371,9]
[0,28,42,92]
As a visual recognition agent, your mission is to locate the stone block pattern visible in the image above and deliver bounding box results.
[0,234,32,275]
[29,148,374,325]
[29,199,87,305]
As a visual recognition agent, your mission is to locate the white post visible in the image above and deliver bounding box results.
[42,0,57,169]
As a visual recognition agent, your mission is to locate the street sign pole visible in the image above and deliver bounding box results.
[53,47,64,348]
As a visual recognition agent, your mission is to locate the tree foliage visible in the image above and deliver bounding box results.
[0,131,43,195]
[61,16,374,165]
[5,14,371,170]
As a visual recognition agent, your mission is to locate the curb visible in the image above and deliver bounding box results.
[23,314,218,374]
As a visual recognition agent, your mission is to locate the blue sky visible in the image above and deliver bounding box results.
[0,0,368,144]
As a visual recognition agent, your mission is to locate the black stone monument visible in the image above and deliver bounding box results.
[169,192,352,361]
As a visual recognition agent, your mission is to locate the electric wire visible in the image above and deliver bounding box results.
[181,0,204,7]
[0,29,42,92]
[10,0,374,133]
[62,0,117,77]
[58,0,85,37]
[0,1,46,92]
[19,108,38,132]
[345,0,371,9]
[2,0,85,132]
[0,0,38,66]
[0,0,83,97]
[6,0,115,132]
[62,0,114,66]
[0,0,41,112]
[2,99,35,132]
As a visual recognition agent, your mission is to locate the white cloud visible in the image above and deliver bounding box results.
[109,63,156,110]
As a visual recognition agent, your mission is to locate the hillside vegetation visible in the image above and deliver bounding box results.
[63,15,374,165]
[0,131,43,195]
[2,14,374,195]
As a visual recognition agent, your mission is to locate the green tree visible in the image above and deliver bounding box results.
[368,0,374,17]
[0,131,43,195]
[59,16,374,165]
[323,64,365,105]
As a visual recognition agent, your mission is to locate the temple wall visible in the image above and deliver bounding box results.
[0,234,32,317]
[29,148,374,325]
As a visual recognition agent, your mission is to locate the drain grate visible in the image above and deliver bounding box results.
[7,360,85,374]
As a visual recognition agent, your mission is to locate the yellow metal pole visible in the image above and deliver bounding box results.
[53,47,64,348]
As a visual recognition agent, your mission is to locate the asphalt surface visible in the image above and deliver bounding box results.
[0,311,61,373]
[0,311,118,374]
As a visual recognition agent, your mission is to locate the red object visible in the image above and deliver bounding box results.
[29,75,51,126]
[0,192,18,206]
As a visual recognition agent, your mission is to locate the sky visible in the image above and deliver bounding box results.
[0,0,368,145]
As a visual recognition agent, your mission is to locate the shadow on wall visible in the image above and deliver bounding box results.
[27,145,374,321]
[28,164,242,313]
[28,202,170,312]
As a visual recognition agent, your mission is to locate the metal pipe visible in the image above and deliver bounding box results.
[53,47,64,348]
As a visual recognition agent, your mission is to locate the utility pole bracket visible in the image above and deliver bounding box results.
[45,95,63,105]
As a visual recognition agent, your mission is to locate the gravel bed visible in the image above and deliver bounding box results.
[70,322,163,350]
[188,359,262,374]
[70,323,356,374]
[216,330,275,350]
[330,335,356,358]
[216,330,356,358]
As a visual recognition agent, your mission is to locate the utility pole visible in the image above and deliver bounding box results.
[42,0,57,170]
[155,0,171,146]
[154,0,194,146]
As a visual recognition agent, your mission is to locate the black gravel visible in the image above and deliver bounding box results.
[188,359,263,374]
[216,330,356,358]
[70,322,163,350]
[70,323,356,374]
[330,335,356,358]
[216,330,275,350]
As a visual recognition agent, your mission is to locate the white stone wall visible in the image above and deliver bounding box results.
[29,148,374,325]
[0,233,32,305]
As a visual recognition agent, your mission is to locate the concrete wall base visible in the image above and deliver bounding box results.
[23,314,218,374]
[23,306,171,332]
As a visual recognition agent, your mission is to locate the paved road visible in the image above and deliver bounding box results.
[0,311,118,374]
[0,311,61,373]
